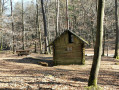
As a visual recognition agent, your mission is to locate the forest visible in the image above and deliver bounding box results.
[0,0,119,89]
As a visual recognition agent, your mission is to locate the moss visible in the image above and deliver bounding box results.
[116,56,119,60]
[81,59,85,65]
[101,54,105,56]
[113,55,119,60]
[0,45,2,51]
[84,85,103,90]
[87,79,103,90]
[88,78,97,87]
[115,63,119,65]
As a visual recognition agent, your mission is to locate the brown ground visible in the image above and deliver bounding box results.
[0,50,118,90]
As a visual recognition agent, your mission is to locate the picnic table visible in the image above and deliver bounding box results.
[16,50,30,56]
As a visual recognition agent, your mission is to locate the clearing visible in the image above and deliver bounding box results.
[0,50,118,90]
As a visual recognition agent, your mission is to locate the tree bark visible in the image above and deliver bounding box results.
[46,1,50,54]
[102,26,106,56]
[0,35,2,50]
[38,30,42,54]
[56,0,59,36]
[66,0,69,30]
[114,0,119,59]
[10,0,15,53]
[0,0,2,50]
[107,34,109,56]
[88,0,105,86]
[36,0,39,38]
[22,0,25,50]
[34,41,37,53]
[96,0,98,12]
[0,0,2,16]
[34,0,39,53]
[41,0,47,54]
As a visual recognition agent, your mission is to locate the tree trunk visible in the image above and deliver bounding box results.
[34,0,39,53]
[36,1,42,54]
[38,30,42,54]
[10,0,15,54]
[102,26,106,56]
[34,41,37,53]
[74,16,77,30]
[46,1,50,54]
[41,0,47,54]
[107,34,109,56]
[114,0,119,59]
[22,0,25,50]
[88,0,105,86]
[56,0,59,36]
[0,0,2,16]
[96,0,98,12]
[36,0,39,38]
[0,35,3,51]
[66,0,69,30]
[0,0,2,51]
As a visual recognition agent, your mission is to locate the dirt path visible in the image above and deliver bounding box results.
[0,53,118,89]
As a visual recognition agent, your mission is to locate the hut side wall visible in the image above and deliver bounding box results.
[54,32,84,65]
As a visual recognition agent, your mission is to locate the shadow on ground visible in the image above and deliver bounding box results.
[0,87,53,90]
[4,57,54,67]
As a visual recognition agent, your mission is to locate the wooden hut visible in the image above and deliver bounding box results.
[48,30,88,65]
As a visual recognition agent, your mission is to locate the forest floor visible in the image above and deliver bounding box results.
[0,49,118,90]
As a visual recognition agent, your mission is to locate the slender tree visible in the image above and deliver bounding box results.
[88,0,105,86]
[10,0,15,53]
[36,0,39,38]
[0,0,2,16]
[0,35,2,50]
[102,26,106,56]
[34,0,39,53]
[96,0,98,12]
[38,28,42,54]
[0,0,2,34]
[45,1,50,54]
[66,0,69,30]
[41,0,48,54]
[114,0,119,59]
[56,0,59,36]
[0,0,3,51]
[22,0,25,50]
[2,0,4,12]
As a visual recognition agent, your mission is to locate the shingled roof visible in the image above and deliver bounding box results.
[48,30,89,46]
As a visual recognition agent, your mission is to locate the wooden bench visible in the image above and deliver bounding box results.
[16,50,30,56]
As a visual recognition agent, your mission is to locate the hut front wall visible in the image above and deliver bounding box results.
[54,32,84,65]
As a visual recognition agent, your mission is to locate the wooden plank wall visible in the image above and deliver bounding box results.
[54,32,84,65]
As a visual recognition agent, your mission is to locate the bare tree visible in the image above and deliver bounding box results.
[36,0,39,38]
[0,0,2,50]
[102,26,106,56]
[41,0,48,54]
[34,0,39,53]
[55,0,59,36]
[0,1,1,16]
[114,0,119,59]
[10,0,15,53]
[66,0,69,29]
[22,0,24,50]
[88,0,105,86]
